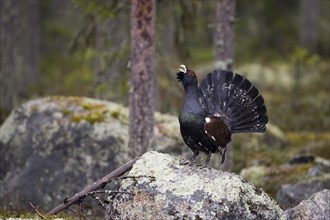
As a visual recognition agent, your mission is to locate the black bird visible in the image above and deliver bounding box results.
[177,64,268,168]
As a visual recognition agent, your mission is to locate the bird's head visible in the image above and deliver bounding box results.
[177,64,197,87]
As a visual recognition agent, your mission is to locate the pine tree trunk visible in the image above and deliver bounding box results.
[299,0,321,53]
[0,0,40,121]
[129,0,156,157]
[1,0,24,110]
[214,0,236,71]
[27,0,40,83]
[214,0,236,171]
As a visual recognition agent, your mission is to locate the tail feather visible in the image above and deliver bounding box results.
[232,115,268,133]
[234,105,266,126]
[198,70,268,133]
[223,73,244,113]
[240,79,252,91]
[199,71,229,113]
[199,72,214,113]
[215,71,233,113]
[231,95,265,119]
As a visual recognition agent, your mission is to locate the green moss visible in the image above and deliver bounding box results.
[111,111,120,119]
[82,103,92,110]
[62,99,112,124]
[71,115,82,123]
[60,108,71,116]
[85,112,106,124]
[71,112,106,124]
[0,211,72,219]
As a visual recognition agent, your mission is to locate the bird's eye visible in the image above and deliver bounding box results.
[189,70,196,77]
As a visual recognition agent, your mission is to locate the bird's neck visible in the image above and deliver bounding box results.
[183,85,204,114]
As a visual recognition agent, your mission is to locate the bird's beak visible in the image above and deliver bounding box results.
[178,64,187,73]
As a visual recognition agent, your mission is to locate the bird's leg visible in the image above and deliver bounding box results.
[180,149,199,166]
[205,151,212,167]
[198,151,212,169]
[189,149,199,163]
[221,147,227,164]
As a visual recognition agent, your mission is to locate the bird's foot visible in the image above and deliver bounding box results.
[197,164,212,170]
[180,160,211,170]
[179,158,194,166]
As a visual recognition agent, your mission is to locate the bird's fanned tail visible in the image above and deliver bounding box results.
[198,70,268,133]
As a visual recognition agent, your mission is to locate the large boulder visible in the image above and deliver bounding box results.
[0,96,184,211]
[285,189,330,220]
[108,151,285,220]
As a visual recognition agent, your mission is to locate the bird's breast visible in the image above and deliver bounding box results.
[178,112,204,130]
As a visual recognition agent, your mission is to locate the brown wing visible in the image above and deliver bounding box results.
[204,115,231,149]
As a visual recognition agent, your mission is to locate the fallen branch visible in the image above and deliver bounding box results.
[45,156,140,217]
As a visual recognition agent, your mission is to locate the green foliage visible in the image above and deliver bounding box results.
[35,0,330,114]
[290,47,320,66]
[20,0,330,175]
[40,50,94,96]
[190,48,213,65]
[73,0,123,19]
[5,0,330,163]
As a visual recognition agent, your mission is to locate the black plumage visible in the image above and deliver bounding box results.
[177,64,268,168]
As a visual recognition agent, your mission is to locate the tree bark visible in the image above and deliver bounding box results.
[27,0,41,83]
[214,0,236,71]
[214,0,236,171]
[129,0,156,157]
[1,0,24,111]
[0,0,40,120]
[299,0,321,53]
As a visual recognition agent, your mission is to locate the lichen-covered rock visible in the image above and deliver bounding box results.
[285,189,330,220]
[0,96,184,211]
[109,151,285,220]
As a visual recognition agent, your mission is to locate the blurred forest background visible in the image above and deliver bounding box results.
[1,0,329,165]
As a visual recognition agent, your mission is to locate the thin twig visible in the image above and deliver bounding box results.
[29,202,45,219]
[87,190,135,196]
[88,193,111,216]
[45,156,140,217]
[111,175,156,182]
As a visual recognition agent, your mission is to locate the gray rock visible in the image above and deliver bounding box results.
[277,174,330,209]
[0,97,184,211]
[240,158,330,210]
[108,151,285,220]
[276,160,330,210]
[285,189,330,220]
